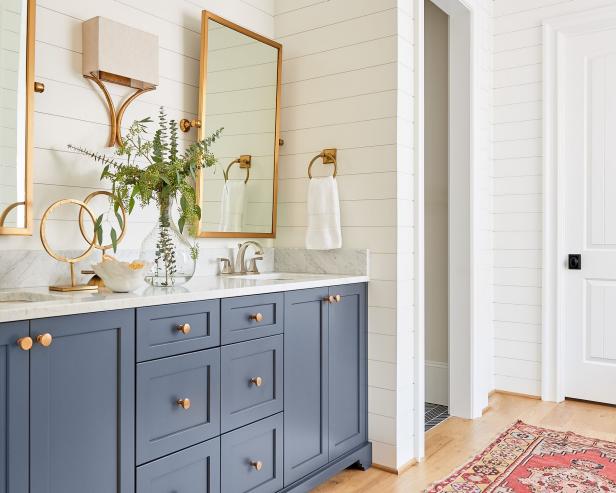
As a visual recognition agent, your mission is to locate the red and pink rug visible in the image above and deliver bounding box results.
[426,420,616,492]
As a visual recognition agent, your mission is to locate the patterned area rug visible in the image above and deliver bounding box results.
[426,420,616,492]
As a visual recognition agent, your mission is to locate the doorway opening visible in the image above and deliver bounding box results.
[424,0,450,432]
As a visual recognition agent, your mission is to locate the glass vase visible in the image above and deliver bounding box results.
[139,197,196,287]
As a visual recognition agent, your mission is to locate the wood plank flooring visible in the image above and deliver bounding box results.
[314,392,616,493]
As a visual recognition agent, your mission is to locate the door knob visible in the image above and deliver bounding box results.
[177,323,191,334]
[17,337,33,351]
[176,398,191,410]
[36,333,53,347]
[568,254,581,270]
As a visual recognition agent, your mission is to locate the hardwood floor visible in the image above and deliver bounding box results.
[314,392,616,493]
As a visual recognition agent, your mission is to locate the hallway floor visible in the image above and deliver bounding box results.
[313,392,616,492]
[424,403,449,431]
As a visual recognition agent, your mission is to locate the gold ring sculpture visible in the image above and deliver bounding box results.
[78,191,128,287]
[40,199,99,292]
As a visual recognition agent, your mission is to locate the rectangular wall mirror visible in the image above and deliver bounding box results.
[0,0,34,235]
[197,11,282,238]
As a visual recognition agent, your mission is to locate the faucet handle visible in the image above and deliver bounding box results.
[217,257,234,275]
[246,255,263,274]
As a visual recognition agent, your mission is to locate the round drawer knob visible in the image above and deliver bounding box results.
[17,337,33,351]
[324,295,335,304]
[177,323,191,335]
[334,294,341,303]
[36,333,53,347]
[250,460,263,471]
[176,398,191,410]
[249,313,263,322]
[250,376,263,387]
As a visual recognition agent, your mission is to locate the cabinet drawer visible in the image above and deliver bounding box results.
[137,437,220,493]
[137,300,220,361]
[137,348,220,464]
[221,335,283,432]
[221,414,283,493]
[221,293,283,344]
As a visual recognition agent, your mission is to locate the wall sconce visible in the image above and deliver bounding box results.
[82,17,159,147]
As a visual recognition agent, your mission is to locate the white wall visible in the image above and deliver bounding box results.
[491,0,616,397]
[424,0,449,406]
[0,0,274,255]
[273,0,409,469]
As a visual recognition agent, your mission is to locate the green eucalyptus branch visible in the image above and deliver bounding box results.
[68,108,223,251]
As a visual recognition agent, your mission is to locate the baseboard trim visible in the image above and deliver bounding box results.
[372,458,418,475]
[491,389,541,400]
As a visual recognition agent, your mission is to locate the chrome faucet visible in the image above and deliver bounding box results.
[235,241,264,274]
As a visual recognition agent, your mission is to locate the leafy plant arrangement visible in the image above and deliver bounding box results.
[69,108,222,286]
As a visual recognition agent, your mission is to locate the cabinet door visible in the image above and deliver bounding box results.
[328,284,367,459]
[0,322,29,493]
[283,288,329,486]
[30,310,135,493]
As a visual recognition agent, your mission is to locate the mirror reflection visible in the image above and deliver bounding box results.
[0,0,32,234]
[198,13,281,238]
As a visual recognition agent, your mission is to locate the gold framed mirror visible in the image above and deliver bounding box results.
[196,11,282,238]
[0,0,35,235]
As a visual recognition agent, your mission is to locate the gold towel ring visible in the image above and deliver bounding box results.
[308,148,337,179]
[224,155,252,184]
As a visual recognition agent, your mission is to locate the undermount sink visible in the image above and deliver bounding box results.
[224,272,312,281]
[0,291,64,304]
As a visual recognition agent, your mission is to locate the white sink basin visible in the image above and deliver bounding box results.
[0,291,64,304]
[224,272,314,281]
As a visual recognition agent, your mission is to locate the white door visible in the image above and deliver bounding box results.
[564,27,616,405]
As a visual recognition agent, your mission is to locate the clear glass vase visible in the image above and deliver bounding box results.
[139,198,196,287]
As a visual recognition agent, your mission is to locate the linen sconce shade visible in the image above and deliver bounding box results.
[82,16,159,89]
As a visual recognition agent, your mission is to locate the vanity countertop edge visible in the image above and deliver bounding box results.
[0,274,369,323]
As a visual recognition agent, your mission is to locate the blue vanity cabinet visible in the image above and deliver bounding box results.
[283,288,329,486]
[29,310,135,493]
[0,322,29,493]
[327,284,367,460]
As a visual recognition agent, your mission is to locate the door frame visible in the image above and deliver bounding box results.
[542,5,616,403]
[414,0,483,460]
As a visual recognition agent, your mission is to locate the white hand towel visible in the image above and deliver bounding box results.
[305,176,342,250]
[220,180,246,232]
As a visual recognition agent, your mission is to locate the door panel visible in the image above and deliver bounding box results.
[328,284,367,459]
[221,335,283,433]
[30,310,135,493]
[137,348,220,464]
[283,288,329,486]
[137,438,220,493]
[0,322,29,493]
[565,27,616,404]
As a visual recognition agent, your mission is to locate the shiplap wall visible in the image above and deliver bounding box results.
[0,0,274,254]
[491,0,616,397]
[274,0,409,469]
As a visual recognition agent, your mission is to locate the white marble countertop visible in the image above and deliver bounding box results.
[0,273,369,323]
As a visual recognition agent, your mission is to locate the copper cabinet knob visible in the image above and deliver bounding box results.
[17,337,33,351]
[250,460,263,471]
[34,81,45,93]
[176,398,191,410]
[334,294,341,303]
[36,333,53,347]
[250,376,263,387]
[179,118,202,132]
[324,295,335,304]
[177,323,191,335]
[249,313,263,322]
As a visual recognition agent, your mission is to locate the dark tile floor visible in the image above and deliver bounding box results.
[425,402,449,431]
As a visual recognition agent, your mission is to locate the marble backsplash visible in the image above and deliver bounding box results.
[0,247,367,290]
